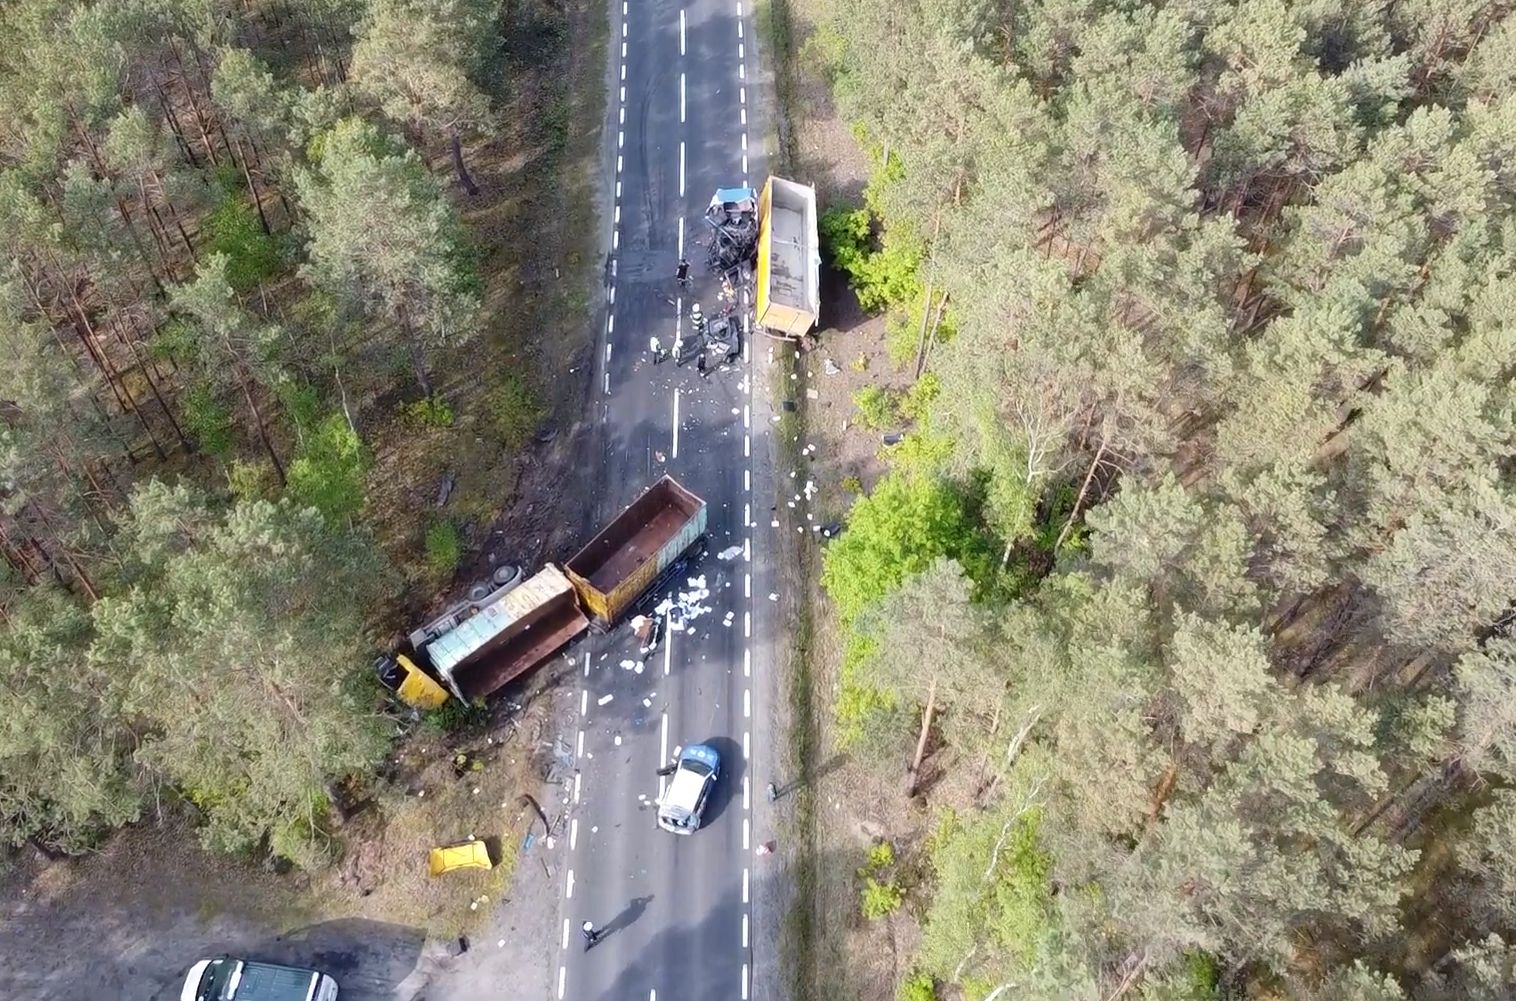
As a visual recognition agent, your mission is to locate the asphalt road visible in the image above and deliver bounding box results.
[559,0,779,998]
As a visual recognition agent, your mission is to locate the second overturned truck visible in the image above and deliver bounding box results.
[378,476,707,708]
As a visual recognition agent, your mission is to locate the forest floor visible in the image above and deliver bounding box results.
[0,0,609,995]
[752,0,933,995]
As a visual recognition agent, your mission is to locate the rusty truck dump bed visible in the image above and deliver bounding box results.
[425,564,589,701]
[565,476,707,625]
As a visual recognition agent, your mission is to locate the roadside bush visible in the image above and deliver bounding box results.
[423,698,489,733]
[425,519,463,574]
[401,396,456,429]
[819,205,922,312]
[490,372,546,448]
[899,972,936,1001]
[853,385,900,429]
[861,876,904,919]
[899,373,940,422]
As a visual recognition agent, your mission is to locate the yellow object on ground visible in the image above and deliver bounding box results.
[395,654,450,709]
[428,839,493,876]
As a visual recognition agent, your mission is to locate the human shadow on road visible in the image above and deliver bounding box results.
[602,895,656,939]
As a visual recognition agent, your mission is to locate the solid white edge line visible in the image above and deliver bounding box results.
[566,869,575,898]
[679,142,685,196]
[570,817,579,850]
[573,772,582,803]
[744,469,750,491]
[743,817,750,850]
[608,313,615,334]
[744,537,751,561]
[562,918,570,949]
[678,218,684,257]
[744,730,750,759]
[743,774,750,810]
[744,502,751,527]
[743,404,750,428]
[584,651,591,676]
[744,648,751,677]
[577,729,585,757]
[744,688,751,718]
[672,388,680,458]
[744,611,751,638]
[580,690,588,715]
[659,711,670,797]
[744,433,750,457]
[680,9,686,53]
[557,966,566,999]
[663,622,673,674]
[743,913,749,948]
[744,572,751,598]
[743,965,750,1001]
[743,867,750,902]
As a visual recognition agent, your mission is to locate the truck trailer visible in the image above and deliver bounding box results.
[376,476,707,708]
[755,175,820,337]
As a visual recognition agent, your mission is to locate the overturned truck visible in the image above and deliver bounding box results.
[377,476,708,708]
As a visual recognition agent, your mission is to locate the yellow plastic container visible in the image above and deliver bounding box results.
[428,839,493,876]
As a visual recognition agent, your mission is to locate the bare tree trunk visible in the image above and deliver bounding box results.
[1055,435,1107,551]
[450,127,480,195]
[235,364,286,484]
[905,674,938,798]
[232,137,273,235]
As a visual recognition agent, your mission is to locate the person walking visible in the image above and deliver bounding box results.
[582,920,602,949]
[676,258,691,287]
[696,350,708,377]
[649,335,665,364]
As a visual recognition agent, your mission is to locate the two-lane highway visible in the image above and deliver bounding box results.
[556,0,776,997]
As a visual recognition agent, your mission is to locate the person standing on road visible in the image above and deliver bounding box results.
[676,258,691,287]
[649,335,665,364]
[582,920,602,949]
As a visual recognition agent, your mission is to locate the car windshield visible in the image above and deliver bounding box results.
[681,757,713,778]
[195,960,237,1001]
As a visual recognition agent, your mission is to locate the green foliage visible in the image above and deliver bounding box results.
[899,972,936,1001]
[203,196,285,291]
[286,415,368,523]
[490,372,546,448]
[842,475,863,495]
[92,481,391,869]
[401,396,456,429]
[425,519,463,574]
[423,697,489,733]
[821,472,995,626]
[227,459,277,501]
[917,800,1054,981]
[853,385,901,429]
[818,205,923,311]
[182,384,237,458]
[0,587,140,853]
[861,876,905,919]
[900,373,940,422]
[865,839,896,870]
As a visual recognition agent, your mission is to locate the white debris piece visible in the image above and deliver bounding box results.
[643,697,653,707]
[769,593,779,601]
[803,480,818,501]
[597,693,615,706]
[620,659,638,670]
[654,575,714,631]
[718,545,743,560]
[634,662,645,674]
[614,734,622,746]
